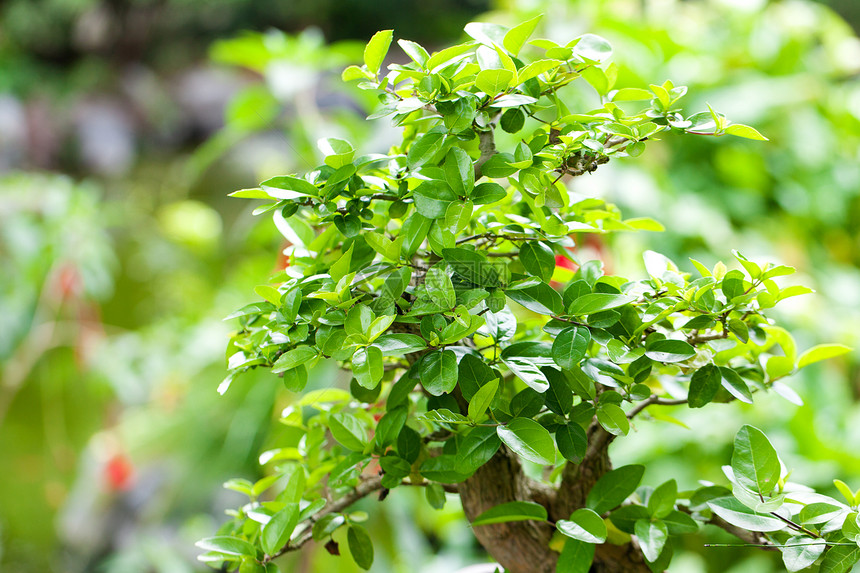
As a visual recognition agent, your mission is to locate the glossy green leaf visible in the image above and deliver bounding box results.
[647,480,677,519]
[635,519,668,563]
[196,536,256,558]
[347,524,374,570]
[782,537,826,572]
[272,346,318,373]
[596,403,629,436]
[706,497,785,532]
[568,293,635,315]
[552,326,591,370]
[732,425,780,496]
[329,413,367,452]
[557,508,607,543]
[476,69,515,96]
[645,339,695,363]
[352,345,383,389]
[819,544,860,573]
[688,364,721,408]
[556,422,587,463]
[419,350,458,396]
[497,417,555,465]
[725,123,768,141]
[471,501,548,526]
[261,503,299,555]
[507,282,563,315]
[586,465,645,514]
[503,15,542,56]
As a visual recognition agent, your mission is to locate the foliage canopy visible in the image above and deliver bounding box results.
[199,16,853,573]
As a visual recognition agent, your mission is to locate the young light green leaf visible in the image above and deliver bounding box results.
[725,123,768,141]
[797,344,851,369]
[471,500,548,526]
[364,30,393,75]
[781,537,826,572]
[476,69,515,96]
[645,339,695,363]
[497,417,555,465]
[503,15,543,56]
[468,378,499,423]
[568,293,635,315]
[647,480,677,519]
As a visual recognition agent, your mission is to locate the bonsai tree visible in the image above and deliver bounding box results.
[197,18,854,573]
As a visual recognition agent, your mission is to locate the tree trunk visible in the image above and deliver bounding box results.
[458,425,653,573]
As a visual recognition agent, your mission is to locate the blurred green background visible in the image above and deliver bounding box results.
[2,0,860,571]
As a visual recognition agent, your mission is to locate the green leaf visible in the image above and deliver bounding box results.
[364,30,393,75]
[645,339,696,363]
[352,345,384,389]
[706,497,786,532]
[556,422,587,463]
[552,326,591,370]
[557,538,595,573]
[725,123,768,141]
[413,180,458,219]
[468,377,499,423]
[375,406,407,448]
[272,346,318,373]
[312,515,346,544]
[782,537,826,572]
[797,344,851,369]
[443,248,500,287]
[573,34,613,62]
[330,243,353,283]
[419,350,458,396]
[364,231,400,261]
[647,480,677,519]
[732,425,781,496]
[329,413,367,451]
[568,293,635,315]
[596,403,629,436]
[471,501,548,526]
[457,426,501,473]
[195,536,256,558]
[557,509,607,544]
[476,69,515,96]
[407,130,447,169]
[373,333,426,356]
[635,519,668,563]
[260,175,319,199]
[720,367,753,404]
[819,544,860,573]
[425,266,456,309]
[470,181,507,205]
[612,87,653,101]
[507,282,564,315]
[444,147,475,196]
[497,417,555,465]
[401,212,432,255]
[347,524,374,570]
[398,39,430,67]
[261,503,300,555]
[834,479,856,506]
[586,465,645,514]
[520,241,556,282]
[502,357,549,393]
[543,367,573,416]
[688,364,721,408]
[503,15,543,56]
[662,510,699,535]
[318,138,355,169]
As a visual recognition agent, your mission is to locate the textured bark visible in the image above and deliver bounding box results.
[459,447,558,573]
[458,423,653,573]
